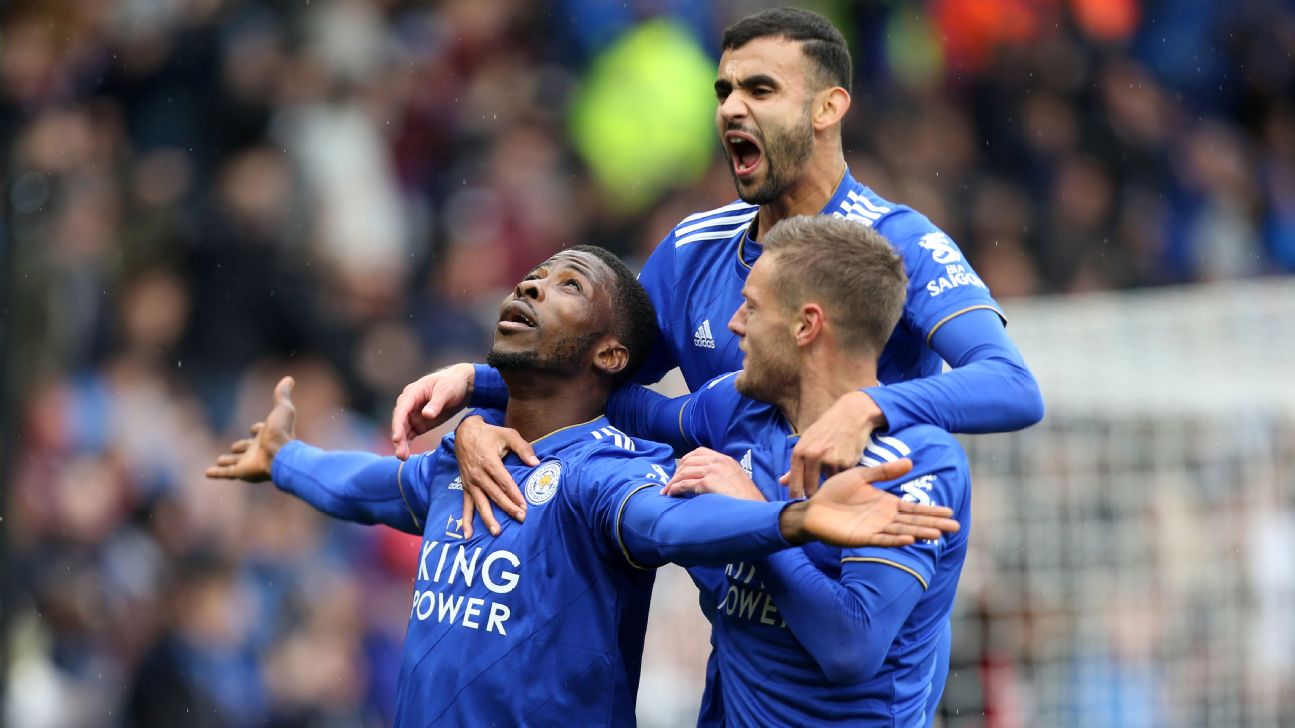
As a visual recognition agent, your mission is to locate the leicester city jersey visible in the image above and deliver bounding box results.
[635,169,1004,390]
[677,374,972,727]
[387,417,674,727]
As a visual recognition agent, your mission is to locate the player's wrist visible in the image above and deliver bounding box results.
[261,421,295,466]
[456,411,486,434]
[851,389,888,430]
[445,362,475,396]
[778,501,812,544]
[267,438,301,483]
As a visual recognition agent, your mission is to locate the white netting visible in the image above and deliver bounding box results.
[942,280,1295,728]
[640,280,1295,727]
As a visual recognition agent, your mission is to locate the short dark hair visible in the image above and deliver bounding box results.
[722,7,852,91]
[569,245,659,384]
[761,216,907,356]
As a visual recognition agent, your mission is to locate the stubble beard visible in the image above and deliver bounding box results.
[730,107,815,206]
[735,348,800,410]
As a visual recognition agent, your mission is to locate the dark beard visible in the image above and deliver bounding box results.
[486,330,603,374]
[730,108,814,206]
[486,349,540,372]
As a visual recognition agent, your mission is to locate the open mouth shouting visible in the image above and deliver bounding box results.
[725,130,764,179]
[498,299,538,332]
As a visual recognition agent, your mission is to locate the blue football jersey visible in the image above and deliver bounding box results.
[636,170,1004,390]
[389,417,674,727]
[678,374,972,727]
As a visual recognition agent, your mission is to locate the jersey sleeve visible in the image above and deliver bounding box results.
[468,365,509,409]
[469,407,507,426]
[604,384,693,454]
[755,548,925,684]
[841,430,970,590]
[864,307,1045,434]
[881,212,1004,343]
[676,372,745,450]
[270,440,442,535]
[603,372,743,455]
[631,232,681,385]
[568,445,791,570]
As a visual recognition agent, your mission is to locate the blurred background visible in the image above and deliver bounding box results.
[3,0,1294,726]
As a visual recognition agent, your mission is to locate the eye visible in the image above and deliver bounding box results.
[565,278,583,291]
[750,86,772,98]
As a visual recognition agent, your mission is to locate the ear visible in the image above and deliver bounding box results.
[812,86,850,132]
[793,303,826,348]
[592,337,630,378]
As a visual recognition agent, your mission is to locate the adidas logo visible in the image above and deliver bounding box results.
[739,450,753,478]
[693,320,716,349]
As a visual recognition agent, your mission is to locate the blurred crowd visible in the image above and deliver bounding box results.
[4,0,1294,726]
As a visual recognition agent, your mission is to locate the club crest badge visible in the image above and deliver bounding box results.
[524,461,562,506]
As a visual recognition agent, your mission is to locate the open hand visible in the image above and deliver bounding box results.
[206,376,297,482]
[783,459,960,547]
[391,363,475,460]
[456,416,539,538]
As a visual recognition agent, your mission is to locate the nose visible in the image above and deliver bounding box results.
[516,277,542,301]
[718,92,747,126]
[728,305,746,336]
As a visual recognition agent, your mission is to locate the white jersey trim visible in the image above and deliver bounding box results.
[679,200,756,225]
[877,435,912,456]
[676,211,759,238]
[847,190,891,216]
[675,219,755,248]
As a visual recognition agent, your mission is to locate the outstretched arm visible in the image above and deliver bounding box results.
[269,443,428,535]
[616,460,959,567]
[208,377,431,535]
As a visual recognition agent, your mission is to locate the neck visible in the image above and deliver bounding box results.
[779,348,877,433]
[754,146,846,239]
[498,370,610,442]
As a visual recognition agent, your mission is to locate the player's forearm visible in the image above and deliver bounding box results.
[469,364,510,409]
[757,551,921,684]
[271,441,423,534]
[619,492,793,567]
[605,385,694,455]
[871,309,1043,433]
[867,356,1042,434]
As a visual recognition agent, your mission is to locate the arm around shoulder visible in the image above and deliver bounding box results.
[868,308,1044,434]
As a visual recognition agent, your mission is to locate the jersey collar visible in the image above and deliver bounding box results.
[734,167,862,274]
[510,415,610,461]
